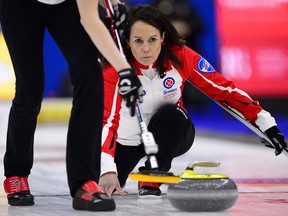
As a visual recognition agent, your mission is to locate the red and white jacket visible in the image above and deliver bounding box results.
[101,45,276,175]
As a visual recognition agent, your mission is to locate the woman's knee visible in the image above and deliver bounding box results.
[148,104,191,134]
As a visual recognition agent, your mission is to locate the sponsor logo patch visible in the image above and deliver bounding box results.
[198,56,215,73]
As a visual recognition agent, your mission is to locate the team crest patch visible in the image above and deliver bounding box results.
[198,56,215,73]
[163,77,175,89]
[163,77,177,99]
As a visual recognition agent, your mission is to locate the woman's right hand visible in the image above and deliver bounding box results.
[99,172,127,196]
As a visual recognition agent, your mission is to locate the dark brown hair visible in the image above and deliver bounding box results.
[123,4,185,78]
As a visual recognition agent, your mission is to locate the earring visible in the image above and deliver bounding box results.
[126,44,130,48]
[161,42,165,46]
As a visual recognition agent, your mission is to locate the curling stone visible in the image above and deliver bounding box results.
[167,161,238,212]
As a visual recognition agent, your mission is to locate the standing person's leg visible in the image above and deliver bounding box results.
[0,0,48,206]
[47,0,115,211]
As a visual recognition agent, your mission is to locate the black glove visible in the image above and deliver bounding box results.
[263,126,288,156]
[113,3,127,40]
[118,68,143,116]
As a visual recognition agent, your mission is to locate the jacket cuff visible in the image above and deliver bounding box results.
[101,152,118,176]
[255,109,277,132]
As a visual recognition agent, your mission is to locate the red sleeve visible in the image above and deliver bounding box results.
[101,65,122,157]
[180,46,262,123]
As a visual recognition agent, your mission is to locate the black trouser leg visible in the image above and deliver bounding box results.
[115,104,195,186]
[114,144,145,187]
[0,0,104,197]
[45,0,104,196]
[0,0,46,177]
[148,104,195,171]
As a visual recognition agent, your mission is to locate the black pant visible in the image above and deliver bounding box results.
[0,0,103,196]
[114,104,195,186]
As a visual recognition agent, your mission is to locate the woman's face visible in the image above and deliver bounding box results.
[127,21,164,66]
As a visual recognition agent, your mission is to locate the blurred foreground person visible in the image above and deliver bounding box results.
[0,0,142,211]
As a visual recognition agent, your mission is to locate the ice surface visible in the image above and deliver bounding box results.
[0,102,287,216]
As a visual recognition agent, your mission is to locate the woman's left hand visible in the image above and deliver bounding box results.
[264,126,288,156]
